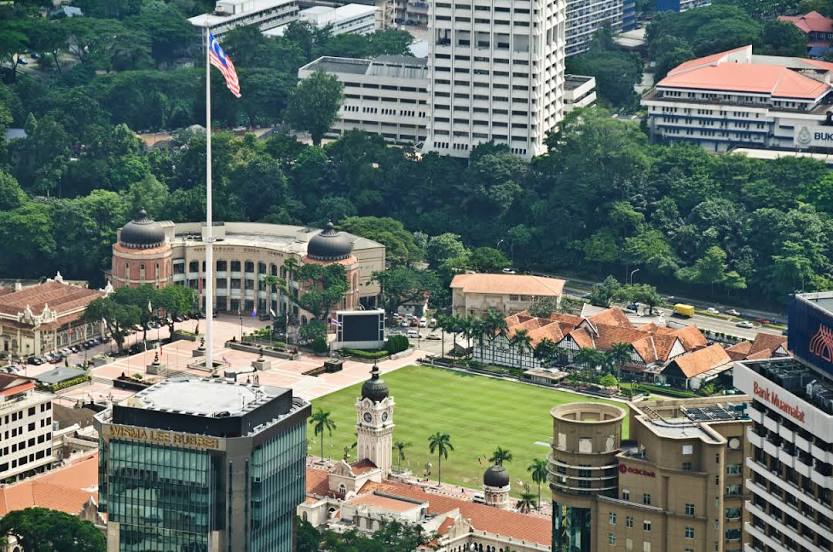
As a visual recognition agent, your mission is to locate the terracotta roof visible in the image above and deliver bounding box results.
[526,321,567,346]
[306,467,332,497]
[666,344,731,379]
[669,325,708,350]
[0,374,33,394]
[587,308,632,328]
[347,492,424,513]
[725,341,752,361]
[349,459,378,475]
[450,273,565,297]
[436,515,456,536]
[661,45,831,99]
[0,281,103,317]
[364,480,551,547]
[0,453,98,516]
[749,333,788,356]
[779,11,833,34]
[567,327,595,349]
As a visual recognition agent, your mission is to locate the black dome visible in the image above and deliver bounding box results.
[361,364,389,403]
[120,209,165,249]
[307,222,353,261]
[483,464,510,488]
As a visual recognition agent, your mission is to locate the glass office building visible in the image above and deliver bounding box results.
[95,377,310,552]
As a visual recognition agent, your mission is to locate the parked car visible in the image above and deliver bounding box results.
[736,320,755,329]
[725,308,740,316]
[706,307,720,315]
[419,318,427,328]
[502,267,516,274]
[425,333,441,340]
[407,329,420,338]
[626,303,639,312]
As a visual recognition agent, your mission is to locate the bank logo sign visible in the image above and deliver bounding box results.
[795,125,833,148]
[809,324,833,362]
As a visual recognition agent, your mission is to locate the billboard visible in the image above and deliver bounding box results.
[335,310,385,350]
[794,125,833,149]
[788,295,833,376]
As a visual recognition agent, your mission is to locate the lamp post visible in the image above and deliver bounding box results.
[629,268,640,285]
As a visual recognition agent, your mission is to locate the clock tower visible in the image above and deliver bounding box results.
[355,363,395,476]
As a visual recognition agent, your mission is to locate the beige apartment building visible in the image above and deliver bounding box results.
[450,273,565,317]
[550,396,750,552]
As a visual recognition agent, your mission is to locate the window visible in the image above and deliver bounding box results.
[608,533,616,545]
[726,464,741,475]
[643,493,651,505]
[625,516,633,528]
[643,520,651,532]
[622,489,630,500]
[609,512,617,525]
[684,527,694,539]
[682,462,692,471]
[684,503,695,516]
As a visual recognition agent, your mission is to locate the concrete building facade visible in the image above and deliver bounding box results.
[450,273,565,317]
[565,0,624,56]
[95,377,310,552]
[733,291,833,552]
[298,55,429,145]
[0,375,54,484]
[422,0,567,158]
[656,0,710,12]
[188,0,299,36]
[550,396,751,552]
[264,3,379,37]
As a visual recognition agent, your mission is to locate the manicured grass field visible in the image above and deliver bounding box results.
[310,365,628,497]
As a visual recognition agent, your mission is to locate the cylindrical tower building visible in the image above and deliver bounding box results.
[549,403,625,552]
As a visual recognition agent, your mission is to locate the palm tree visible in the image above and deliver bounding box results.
[488,447,513,466]
[574,347,604,382]
[470,318,487,360]
[427,432,454,486]
[393,440,411,472]
[516,482,538,513]
[606,342,632,380]
[483,309,508,364]
[463,316,480,357]
[528,458,548,510]
[534,338,558,367]
[510,328,533,367]
[309,408,336,460]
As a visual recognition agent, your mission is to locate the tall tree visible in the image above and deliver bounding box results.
[0,507,105,552]
[488,447,513,466]
[310,408,337,460]
[528,458,549,511]
[155,285,197,335]
[285,70,343,147]
[393,440,410,472]
[82,297,140,353]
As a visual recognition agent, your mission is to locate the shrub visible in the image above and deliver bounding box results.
[47,375,91,392]
[343,348,389,359]
[384,335,409,354]
[599,374,619,388]
[636,383,695,398]
[312,336,329,354]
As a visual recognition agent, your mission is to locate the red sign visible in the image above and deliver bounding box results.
[619,463,655,478]
[753,381,805,423]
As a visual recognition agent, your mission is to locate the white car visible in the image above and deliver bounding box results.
[706,307,720,315]
[725,308,740,317]
[425,333,442,340]
[736,320,755,329]
[407,329,420,338]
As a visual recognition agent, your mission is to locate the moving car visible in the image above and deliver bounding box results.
[725,308,740,316]
[736,320,755,329]
[706,307,720,315]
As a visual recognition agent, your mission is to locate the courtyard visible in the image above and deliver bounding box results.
[311,365,628,497]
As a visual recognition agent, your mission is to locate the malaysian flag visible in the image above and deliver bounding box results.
[208,32,241,98]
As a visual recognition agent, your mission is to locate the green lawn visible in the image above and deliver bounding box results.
[310,365,628,497]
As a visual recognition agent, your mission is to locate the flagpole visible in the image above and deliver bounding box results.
[205,26,215,375]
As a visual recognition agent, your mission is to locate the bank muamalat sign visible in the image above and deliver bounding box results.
[795,125,833,149]
[108,424,222,450]
[753,381,806,424]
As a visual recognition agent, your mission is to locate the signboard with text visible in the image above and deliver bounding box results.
[794,125,833,149]
[106,424,224,450]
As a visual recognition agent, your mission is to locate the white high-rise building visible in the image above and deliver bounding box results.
[0,375,54,484]
[423,0,567,158]
[565,0,625,56]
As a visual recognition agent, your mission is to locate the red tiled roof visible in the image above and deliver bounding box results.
[669,325,708,350]
[779,11,833,34]
[587,308,632,328]
[0,453,98,516]
[365,480,551,546]
[306,467,331,497]
[668,344,731,378]
[436,515,456,536]
[726,341,753,361]
[349,459,378,475]
[749,333,788,356]
[0,281,103,317]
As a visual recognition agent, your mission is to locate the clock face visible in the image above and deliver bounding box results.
[381,411,389,422]
[363,412,373,423]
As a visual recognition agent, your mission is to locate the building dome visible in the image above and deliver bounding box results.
[483,464,510,488]
[119,209,165,249]
[307,222,353,261]
[361,364,389,403]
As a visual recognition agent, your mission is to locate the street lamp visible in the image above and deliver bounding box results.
[629,268,640,285]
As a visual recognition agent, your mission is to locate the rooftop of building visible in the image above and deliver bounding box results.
[299,55,428,80]
[169,221,384,256]
[656,45,833,100]
[738,356,833,415]
[778,11,833,34]
[627,395,750,445]
[726,332,789,361]
[345,490,426,514]
[188,0,295,27]
[122,377,286,417]
[794,290,833,314]
[0,374,33,395]
[564,74,595,90]
[0,280,103,317]
[450,273,565,297]
[0,452,98,516]
[665,343,732,378]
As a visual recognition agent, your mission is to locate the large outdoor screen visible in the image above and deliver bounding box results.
[337,310,384,343]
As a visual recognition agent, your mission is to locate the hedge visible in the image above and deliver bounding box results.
[47,375,91,392]
[343,348,389,359]
[636,383,696,398]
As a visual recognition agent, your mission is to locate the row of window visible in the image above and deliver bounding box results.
[0,447,51,473]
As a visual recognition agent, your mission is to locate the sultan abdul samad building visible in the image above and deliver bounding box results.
[108,210,386,321]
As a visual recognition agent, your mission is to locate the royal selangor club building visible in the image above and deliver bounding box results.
[94,378,310,552]
[733,292,833,552]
